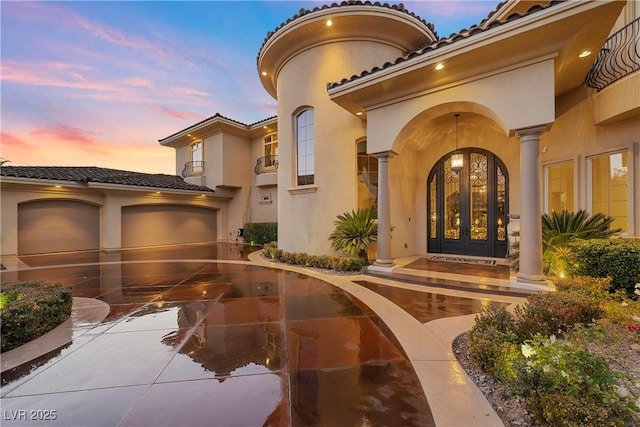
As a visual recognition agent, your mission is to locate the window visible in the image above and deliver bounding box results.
[357,141,378,212]
[591,151,628,232]
[263,133,278,168]
[545,161,574,213]
[191,140,203,173]
[296,109,314,186]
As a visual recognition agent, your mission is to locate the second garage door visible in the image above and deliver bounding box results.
[121,205,217,249]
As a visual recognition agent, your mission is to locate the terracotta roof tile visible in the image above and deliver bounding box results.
[1,166,215,193]
[326,1,565,90]
[158,113,278,143]
[257,0,437,66]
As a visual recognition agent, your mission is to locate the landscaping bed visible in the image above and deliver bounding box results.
[1,281,73,352]
[454,276,640,427]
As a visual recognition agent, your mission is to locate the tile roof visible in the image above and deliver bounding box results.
[326,1,564,90]
[1,166,215,193]
[257,0,438,66]
[158,113,278,143]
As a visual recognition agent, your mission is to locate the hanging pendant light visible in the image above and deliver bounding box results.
[451,113,463,172]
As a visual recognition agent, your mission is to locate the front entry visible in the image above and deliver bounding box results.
[427,148,508,257]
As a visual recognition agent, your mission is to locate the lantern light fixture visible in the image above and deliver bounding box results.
[451,113,463,172]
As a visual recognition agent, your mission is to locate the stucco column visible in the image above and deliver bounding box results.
[101,197,122,253]
[372,151,396,268]
[515,126,547,285]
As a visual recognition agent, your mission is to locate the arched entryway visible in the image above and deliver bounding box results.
[427,148,508,258]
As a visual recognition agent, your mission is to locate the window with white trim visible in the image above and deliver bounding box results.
[263,133,278,169]
[296,109,314,186]
[191,140,203,174]
[545,161,574,213]
[590,151,628,232]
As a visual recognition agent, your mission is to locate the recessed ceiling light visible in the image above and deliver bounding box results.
[55,185,62,188]
[356,111,363,116]
[326,19,333,27]
[261,71,267,76]
[579,50,591,58]
[435,63,444,70]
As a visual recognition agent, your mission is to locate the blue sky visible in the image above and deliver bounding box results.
[1,1,500,174]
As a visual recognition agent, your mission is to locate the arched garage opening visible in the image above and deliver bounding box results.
[18,200,100,255]
[121,205,217,249]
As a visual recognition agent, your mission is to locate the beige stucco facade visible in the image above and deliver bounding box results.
[3,1,638,281]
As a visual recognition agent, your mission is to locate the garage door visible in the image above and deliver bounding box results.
[18,200,100,255]
[121,205,217,248]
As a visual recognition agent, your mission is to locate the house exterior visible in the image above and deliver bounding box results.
[2,0,638,289]
[162,0,640,286]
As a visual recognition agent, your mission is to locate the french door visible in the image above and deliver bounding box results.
[427,148,508,257]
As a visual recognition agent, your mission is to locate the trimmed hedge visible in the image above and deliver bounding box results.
[1,281,73,352]
[567,238,640,295]
[243,222,277,245]
[263,242,365,272]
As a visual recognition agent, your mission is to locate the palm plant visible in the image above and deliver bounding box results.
[541,210,620,276]
[509,210,621,276]
[329,207,378,264]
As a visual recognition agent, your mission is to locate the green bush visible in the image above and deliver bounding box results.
[243,222,277,245]
[567,238,640,295]
[514,292,603,340]
[521,336,636,426]
[261,243,364,272]
[1,281,73,352]
[468,306,519,375]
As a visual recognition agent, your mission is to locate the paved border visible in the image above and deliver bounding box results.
[248,252,527,427]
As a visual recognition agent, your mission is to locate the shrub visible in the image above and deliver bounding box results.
[510,210,620,274]
[521,336,636,426]
[243,222,277,245]
[1,281,73,352]
[514,292,603,340]
[567,238,640,295]
[262,245,364,272]
[468,306,519,375]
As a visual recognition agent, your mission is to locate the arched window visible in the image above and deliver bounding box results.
[296,109,314,186]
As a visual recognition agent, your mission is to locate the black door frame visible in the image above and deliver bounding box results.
[427,147,509,257]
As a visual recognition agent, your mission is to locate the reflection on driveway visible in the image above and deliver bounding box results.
[1,243,436,426]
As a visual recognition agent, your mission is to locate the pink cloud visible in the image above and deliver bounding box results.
[168,85,210,98]
[30,124,97,146]
[1,133,31,150]
[1,61,118,92]
[156,107,203,121]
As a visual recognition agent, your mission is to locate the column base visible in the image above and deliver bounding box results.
[368,261,396,273]
[516,271,548,286]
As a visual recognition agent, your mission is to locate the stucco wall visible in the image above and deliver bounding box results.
[276,40,403,255]
[541,85,640,235]
[0,183,229,256]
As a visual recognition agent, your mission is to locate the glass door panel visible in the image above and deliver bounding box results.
[443,158,460,240]
[469,152,488,241]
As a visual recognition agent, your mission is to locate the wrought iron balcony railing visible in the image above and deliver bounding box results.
[585,18,640,92]
[182,161,205,177]
[254,155,278,175]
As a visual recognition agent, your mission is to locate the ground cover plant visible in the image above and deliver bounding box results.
[263,242,365,272]
[465,276,640,426]
[1,281,73,352]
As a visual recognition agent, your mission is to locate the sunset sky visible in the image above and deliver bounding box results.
[1,1,499,174]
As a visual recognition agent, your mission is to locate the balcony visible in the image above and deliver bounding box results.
[182,161,205,178]
[585,18,639,92]
[254,156,278,187]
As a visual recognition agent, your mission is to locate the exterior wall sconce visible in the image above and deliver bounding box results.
[451,113,463,172]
